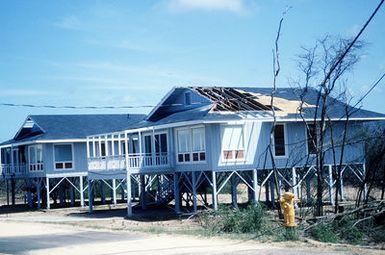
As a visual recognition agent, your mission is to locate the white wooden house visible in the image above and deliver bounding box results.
[0,114,145,208]
[87,87,385,217]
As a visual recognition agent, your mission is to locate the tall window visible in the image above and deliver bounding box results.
[191,127,205,161]
[100,142,106,157]
[144,135,152,154]
[54,144,73,170]
[155,133,168,164]
[222,125,245,161]
[155,133,168,155]
[274,124,286,157]
[177,126,205,163]
[307,123,317,154]
[28,145,43,171]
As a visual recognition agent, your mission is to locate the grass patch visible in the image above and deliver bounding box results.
[276,227,300,241]
[198,204,269,235]
[309,223,339,243]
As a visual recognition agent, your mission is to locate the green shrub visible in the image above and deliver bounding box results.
[198,204,267,234]
[333,217,363,244]
[276,227,300,241]
[310,223,339,243]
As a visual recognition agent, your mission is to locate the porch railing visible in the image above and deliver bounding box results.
[127,153,168,168]
[88,156,126,171]
[0,163,27,176]
[88,153,169,171]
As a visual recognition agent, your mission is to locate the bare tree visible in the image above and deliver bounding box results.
[357,124,385,206]
[295,36,364,216]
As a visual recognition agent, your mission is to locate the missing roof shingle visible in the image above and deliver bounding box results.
[193,87,273,112]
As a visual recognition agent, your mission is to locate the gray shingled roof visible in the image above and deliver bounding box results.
[0,114,146,146]
[141,86,385,128]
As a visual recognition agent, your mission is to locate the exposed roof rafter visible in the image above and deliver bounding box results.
[193,87,273,112]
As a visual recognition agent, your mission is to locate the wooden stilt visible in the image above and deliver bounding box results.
[88,180,93,213]
[270,181,276,208]
[192,172,197,213]
[231,174,238,208]
[112,179,117,205]
[70,179,75,206]
[80,176,84,207]
[212,171,218,211]
[11,177,16,205]
[6,179,10,206]
[100,181,106,204]
[59,182,65,206]
[37,179,41,209]
[46,177,50,209]
[328,165,334,205]
[120,185,125,201]
[252,169,259,204]
[174,172,181,214]
[140,175,147,209]
[27,179,32,208]
[265,179,269,203]
[127,174,132,217]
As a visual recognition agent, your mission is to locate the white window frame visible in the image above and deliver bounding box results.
[175,125,206,164]
[273,123,288,158]
[53,143,74,171]
[28,144,44,172]
[153,132,169,155]
[220,124,246,162]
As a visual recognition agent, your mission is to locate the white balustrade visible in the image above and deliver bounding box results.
[88,153,169,171]
[0,163,28,176]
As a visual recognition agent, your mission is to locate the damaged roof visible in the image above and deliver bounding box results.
[143,86,385,126]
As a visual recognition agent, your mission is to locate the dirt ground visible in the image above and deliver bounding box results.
[0,204,384,255]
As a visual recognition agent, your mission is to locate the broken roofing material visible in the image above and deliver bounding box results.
[192,87,315,117]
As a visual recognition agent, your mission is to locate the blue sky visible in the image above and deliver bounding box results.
[0,0,384,141]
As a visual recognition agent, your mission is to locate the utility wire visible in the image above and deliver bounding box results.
[0,102,155,110]
[0,77,383,113]
[352,71,385,110]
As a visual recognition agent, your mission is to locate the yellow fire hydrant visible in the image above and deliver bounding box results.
[279,192,297,227]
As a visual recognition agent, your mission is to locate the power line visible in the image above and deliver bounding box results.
[0,102,155,110]
[352,71,385,110]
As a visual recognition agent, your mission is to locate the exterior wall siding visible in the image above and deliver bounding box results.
[201,121,365,172]
[33,142,88,177]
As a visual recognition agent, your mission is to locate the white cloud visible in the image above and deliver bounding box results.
[0,88,57,97]
[54,15,83,30]
[167,0,248,14]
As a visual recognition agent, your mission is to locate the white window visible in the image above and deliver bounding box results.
[273,124,287,157]
[191,127,206,162]
[221,125,245,161]
[28,145,43,171]
[176,126,206,163]
[54,144,73,170]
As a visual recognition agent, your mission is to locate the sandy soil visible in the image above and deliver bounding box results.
[0,205,384,255]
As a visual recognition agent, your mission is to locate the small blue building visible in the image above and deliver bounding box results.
[0,114,145,208]
[86,87,385,216]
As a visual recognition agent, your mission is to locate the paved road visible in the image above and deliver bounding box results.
[0,220,381,255]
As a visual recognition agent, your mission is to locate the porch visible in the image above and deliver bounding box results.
[87,130,170,172]
[0,163,28,177]
[0,144,44,178]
